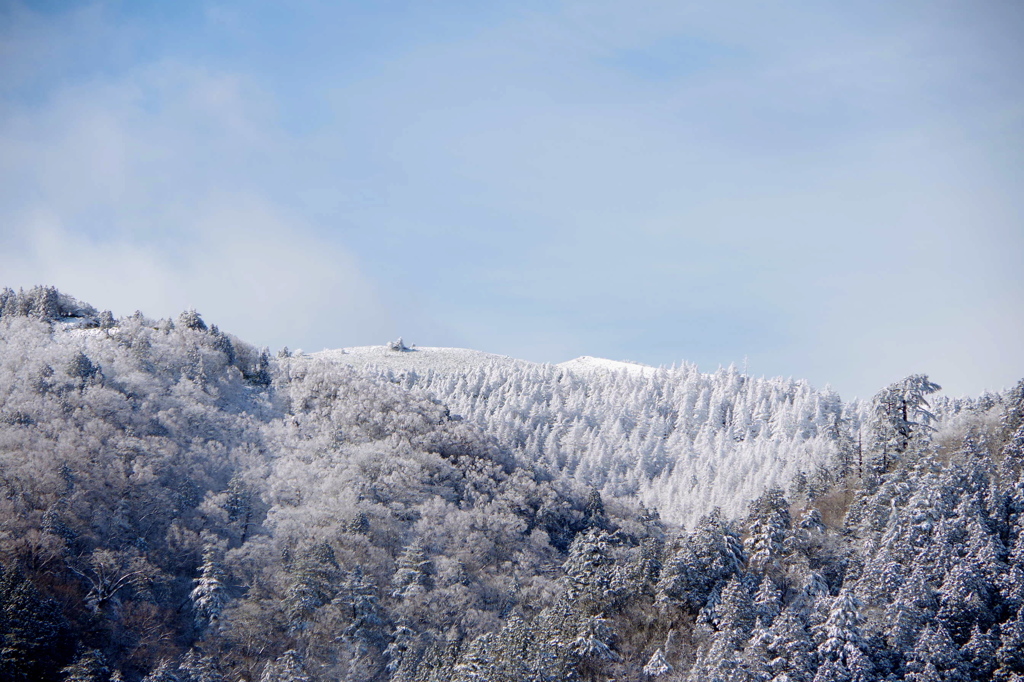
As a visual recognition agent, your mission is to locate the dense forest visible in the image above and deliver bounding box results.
[339,349,863,527]
[0,286,1021,682]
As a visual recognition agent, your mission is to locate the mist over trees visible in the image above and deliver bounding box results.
[0,286,1021,681]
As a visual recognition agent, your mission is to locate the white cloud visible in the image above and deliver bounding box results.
[0,199,392,350]
[0,47,393,351]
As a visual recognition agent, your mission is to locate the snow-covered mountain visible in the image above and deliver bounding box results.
[302,343,865,526]
[4,287,1022,682]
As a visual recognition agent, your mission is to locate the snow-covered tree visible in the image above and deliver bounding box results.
[643,648,672,677]
[178,649,223,682]
[60,650,108,682]
[259,650,311,682]
[818,590,873,680]
[869,375,941,469]
[178,309,208,332]
[392,542,433,600]
[190,548,228,627]
[142,659,182,682]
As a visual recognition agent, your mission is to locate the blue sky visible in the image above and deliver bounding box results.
[1,0,1022,399]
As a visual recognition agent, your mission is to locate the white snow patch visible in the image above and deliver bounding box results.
[307,345,535,374]
[557,355,659,377]
[307,346,661,378]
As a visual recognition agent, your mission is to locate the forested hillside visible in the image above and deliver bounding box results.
[322,347,865,526]
[1,286,1021,682]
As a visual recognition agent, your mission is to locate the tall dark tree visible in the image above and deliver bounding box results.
[869,375,941,470]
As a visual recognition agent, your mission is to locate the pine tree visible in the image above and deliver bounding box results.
[142,659,182,682]
[392,542,433,600]
[583,487,609,530]
[208,325,236,364]
[66,351,100,384]
[0,565,70,681]
[340,568,385,648]
[177,309,208,332]
[570,615,619,681]
[384,624,419,678]
[223,475,253,544]
[190,548,228,627]
[717,576,755,648]
[247,347,272,387]
[744,488,791,574]
[764,608,816,682]
[937,563,992,642]
[869,375,940,470]
[994,613,1024,680]
[904,623,964,682]
[818,590,873,680]
[882,566,937,651]
[754,577,783,628]
[451,633,494,682]
[259,650,311,682]
[960,625,996,682]
[32,286,60,321]
[60,649,108,682]
[658,510,745,612]
[643,648,672,677]
[562,530,615,610]
[287,542,342,631]
[179,649,224,682]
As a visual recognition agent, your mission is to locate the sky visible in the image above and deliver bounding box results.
[0,0,1022,400]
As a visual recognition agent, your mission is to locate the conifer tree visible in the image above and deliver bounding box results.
[179,649,224,682]
[259,650,311,682]
[177,309,208,332]
[754,577,783,628]
[959,625,996,682]
[994,612,1024,680]
[60,649,108,682]
[223,475,253,544]
[392,542,433,600]
[384,624,419,678]
[869,375,940,470]
[658,510,745,612]
[287,542,342,632]
[0,565,70,681]
[937,562,992,642]
[142,659,182,682]
[583,487,609,530]
[451,633,494,682]
[66,351,99,384]
[190,548,228,628]
[764,609,817,682]
[745,487,791,574]
[642,648,672,677]
[904,623,964,682]
[717,575,755,648]
[563,529,615,610]
[818,590,873,680]
[340,568,385,649]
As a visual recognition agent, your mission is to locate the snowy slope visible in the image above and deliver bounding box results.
[311,345,532,373]
[304,344,864,526]
[313,346,658,377]
[557,355,659,377]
